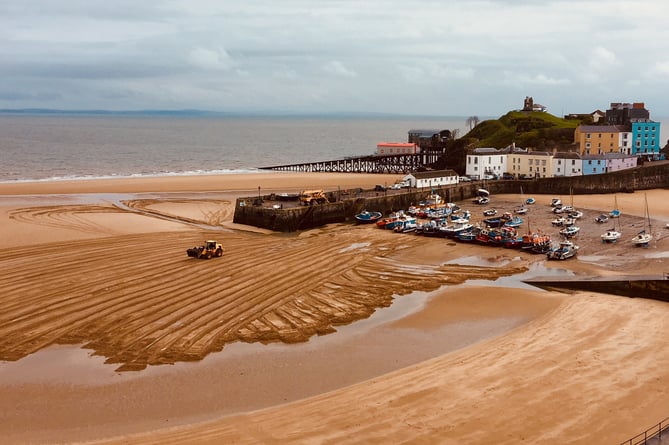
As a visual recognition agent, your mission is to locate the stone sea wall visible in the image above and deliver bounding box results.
[233,162,669,232]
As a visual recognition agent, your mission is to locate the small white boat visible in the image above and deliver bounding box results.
[550,198,562,207]
[601,229,621,243]
[547,240,579,260]
[631,193,653,247]
[631,230,652,246]
[559,225,580,238]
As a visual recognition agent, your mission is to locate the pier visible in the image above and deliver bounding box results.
[260,152,443,174]
[523,275,669,302]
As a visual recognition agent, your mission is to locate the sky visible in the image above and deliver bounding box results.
[2,0,669,117]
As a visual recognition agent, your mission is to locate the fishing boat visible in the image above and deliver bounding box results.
[483,216,503,228]
[355,210,382,224]
[376,211,404,229]
[521,232,551,253]
[456,227,479,242]
[439,221,474,238]
[550,198,562,207]
[515,186,528,214]
[631,193,653,247]
[394,218,418,233]
[483,208,497,217]
[503,215,523,228]
[473,188,490,205]
[546,239,579,260]
[525,197,536,205]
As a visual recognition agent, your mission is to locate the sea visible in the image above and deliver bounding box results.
[1,114,666,183]
[0,114,469,183]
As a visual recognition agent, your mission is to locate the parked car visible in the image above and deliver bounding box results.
[595,214,609,223]
[458,176,472,182]
[374,184,386,191]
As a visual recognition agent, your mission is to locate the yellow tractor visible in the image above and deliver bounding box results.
[299,189,329,206]
[186,240,223,259]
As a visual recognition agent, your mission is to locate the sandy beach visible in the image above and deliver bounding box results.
[0,173,668,444]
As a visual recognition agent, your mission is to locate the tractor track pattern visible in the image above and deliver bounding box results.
[0,202,525,371]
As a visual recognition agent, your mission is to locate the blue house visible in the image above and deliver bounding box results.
[631,120,661,160]
[581,155,607,175]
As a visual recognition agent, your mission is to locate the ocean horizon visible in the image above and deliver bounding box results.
[0,114,471,183]
[1,113,665,183]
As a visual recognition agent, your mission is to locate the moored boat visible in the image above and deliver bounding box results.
[355,210,382,224]
[631,193,653,247]
[559,225,580,238]
[546,240,579,260]
[601,229,621,243]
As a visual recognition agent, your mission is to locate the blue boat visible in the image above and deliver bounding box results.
[354,210,382,224]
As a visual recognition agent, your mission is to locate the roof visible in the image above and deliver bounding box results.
[582,153,637,160]
[411,169,458,179]
[376,142,417,148]
[471,147,502,154]
[407,129,441,137]
[577,125,624,133]
[553,151,582,159]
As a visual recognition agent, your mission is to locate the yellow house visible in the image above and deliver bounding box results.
[508,151,554,179]
[574,125,622,155]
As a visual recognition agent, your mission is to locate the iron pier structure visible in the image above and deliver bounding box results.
[260,152,443,174]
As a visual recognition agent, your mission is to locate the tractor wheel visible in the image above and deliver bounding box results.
[206,252,212,259]
[215,249,223,257]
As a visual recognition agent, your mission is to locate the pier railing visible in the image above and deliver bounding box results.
[621,416,669,445]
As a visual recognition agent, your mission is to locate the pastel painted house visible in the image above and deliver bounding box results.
[507,151,554,179]
[574,125,624,155]
[465,148,507,180]
[552,152,582,177]
[631,120,661,160]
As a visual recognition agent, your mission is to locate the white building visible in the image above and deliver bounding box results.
[552,152,582,177]
[404,169,458,188]
[465,148,508,180]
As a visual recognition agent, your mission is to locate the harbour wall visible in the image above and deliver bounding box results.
[233,162,669,232]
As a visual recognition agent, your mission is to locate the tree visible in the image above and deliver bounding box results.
[466,116,480,131]
[450,128,461,140]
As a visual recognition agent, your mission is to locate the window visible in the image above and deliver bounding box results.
[586,133,591,139]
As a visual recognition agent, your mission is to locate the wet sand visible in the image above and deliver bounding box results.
[0,174,668,444]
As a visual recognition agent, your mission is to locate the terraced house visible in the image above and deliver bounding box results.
[574,102,662,160]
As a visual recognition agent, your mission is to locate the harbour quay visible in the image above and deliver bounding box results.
[233,162,669,232]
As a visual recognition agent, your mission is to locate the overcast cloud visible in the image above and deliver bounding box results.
[1,0,668,116]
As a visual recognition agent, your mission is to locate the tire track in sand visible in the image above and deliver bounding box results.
[0,213,526,371]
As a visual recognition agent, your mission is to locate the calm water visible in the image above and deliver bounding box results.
[2,114,665,183]
[0,115,468,182]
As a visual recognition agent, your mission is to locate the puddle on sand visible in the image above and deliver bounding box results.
[0,260,553,386]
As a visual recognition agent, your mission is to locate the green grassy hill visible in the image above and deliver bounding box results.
[433,111,584,173]
[465,111,580,149]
